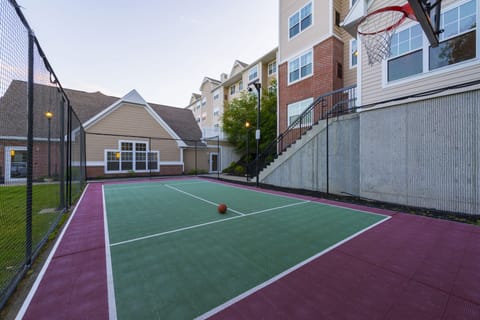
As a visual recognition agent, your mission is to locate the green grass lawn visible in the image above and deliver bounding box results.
[0,183,62,293]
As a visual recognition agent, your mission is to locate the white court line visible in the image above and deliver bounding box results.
[16,185,91,320]
[166,180,208,187]
[165,184,245,216]
[204,179,390,219]
[245,200,310,215]
[110,201,311,247]
[102,185,117,320]
[194,215,392,320]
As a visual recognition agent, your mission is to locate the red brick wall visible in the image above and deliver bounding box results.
[278,37,345,135]
[87,165,183,179]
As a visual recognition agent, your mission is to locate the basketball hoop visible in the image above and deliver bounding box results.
[357,4,417,65]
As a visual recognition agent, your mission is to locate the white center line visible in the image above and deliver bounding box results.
[165,184,245,216]
[110,200,311,247]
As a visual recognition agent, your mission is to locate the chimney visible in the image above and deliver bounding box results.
[220,73,228,82]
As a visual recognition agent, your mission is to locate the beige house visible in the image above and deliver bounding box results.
[69,89,223,177]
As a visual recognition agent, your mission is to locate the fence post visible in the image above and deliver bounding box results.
[25,31,35,266]
[59,98,65,209]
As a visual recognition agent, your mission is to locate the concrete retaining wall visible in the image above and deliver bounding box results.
[261,89,479,215]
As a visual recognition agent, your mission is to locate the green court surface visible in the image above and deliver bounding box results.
[103,179,387,319]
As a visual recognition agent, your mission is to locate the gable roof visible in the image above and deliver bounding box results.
[0,80,202,146]
[229,60,249,77]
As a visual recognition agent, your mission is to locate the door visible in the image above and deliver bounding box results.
[209,153,219,173]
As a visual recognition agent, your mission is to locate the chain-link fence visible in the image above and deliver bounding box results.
[0,0,86,309]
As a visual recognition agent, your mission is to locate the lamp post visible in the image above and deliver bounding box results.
[248,82,261,187]
[245,121,250,181]
[45,111,53,177]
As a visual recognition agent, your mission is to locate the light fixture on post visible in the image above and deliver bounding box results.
[44,111,53,177]
[245,121,250,181]
[248,81,261,187]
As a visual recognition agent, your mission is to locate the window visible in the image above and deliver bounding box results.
[213,108,220,116]
[335,10,341,27]
[430,0,476,70]
[387,0,477,82]
[350,39,358,67]
[202,112,207,120]
[289,50,313,83]
[196,117,200,123]
[201,97,207,106]
[106,141,159,173]
[230,85,235,95]
[387,24,423,81]
[289,2,312,39]
[239,80,243,91]
[248,65,259,82]
[287,97,314,126]
[196,102,201,110]
[213,90,219,100]
[268,85,276,94]
[268,61,277,75]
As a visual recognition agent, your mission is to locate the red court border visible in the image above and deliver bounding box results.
[16,177,480,319]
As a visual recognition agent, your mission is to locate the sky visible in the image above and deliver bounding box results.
[19,0,278,107]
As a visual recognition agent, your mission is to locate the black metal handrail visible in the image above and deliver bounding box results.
[248,85,357,179]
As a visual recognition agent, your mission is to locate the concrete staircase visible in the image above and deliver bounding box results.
[259,118,329,181]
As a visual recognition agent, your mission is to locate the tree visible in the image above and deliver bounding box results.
[221,80,277,161]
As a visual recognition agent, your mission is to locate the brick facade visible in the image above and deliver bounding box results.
[278,36,344,135]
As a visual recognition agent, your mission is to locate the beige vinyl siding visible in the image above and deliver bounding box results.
[337,0,357,87]
[86,103,180,162]
[361,0,479,105]
[183,148,209,173]
[280,0,330,62]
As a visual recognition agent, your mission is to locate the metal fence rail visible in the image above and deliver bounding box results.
[0,0,86,310]
[249,85,357,179]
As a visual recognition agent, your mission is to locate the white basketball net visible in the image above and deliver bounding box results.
[358,9,406,65]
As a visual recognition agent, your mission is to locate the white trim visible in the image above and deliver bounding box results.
[102,185,118,320]
[288,1,314,41]
[196,215,392,320]
[209,152,219,173]
[159,161,183,166]
[248,64,259,83]
[0,136,61,142]
[4,146,27,183]
[349,38,358,69]
[287,49,314,86]
[381,0,479,87]
[87,161,106,166]
[15,185,91,320]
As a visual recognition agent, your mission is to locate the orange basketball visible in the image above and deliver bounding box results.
[218,203,227,214]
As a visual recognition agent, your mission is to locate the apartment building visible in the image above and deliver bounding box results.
[278,0,357,135]
[187,48,278,139]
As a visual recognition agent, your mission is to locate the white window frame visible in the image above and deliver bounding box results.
[239,80,243,91]
[4,146,27,182]
[288,49,313,85]
[287,97,314,127]
[383,0,478,85]
[248,65,259,82]
[201,97,207,106]
[213,108,220,116]
[104,140,160,174]
[289,2,313,40]
[230,85,236,95]
[213,90,219,100]
[350,39,358,68]
[268,60,277,75]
